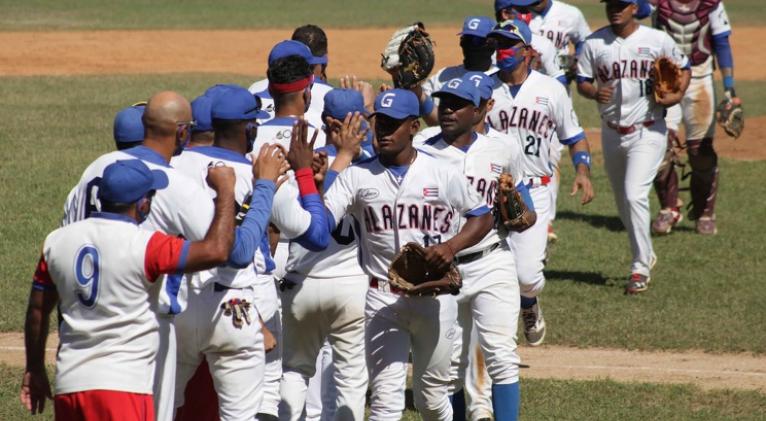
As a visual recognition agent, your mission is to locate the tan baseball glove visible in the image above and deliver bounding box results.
[495,173,536,232]
[388,243,461,296]
[652,57,682,102]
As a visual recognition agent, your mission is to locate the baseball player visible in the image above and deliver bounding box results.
[113,103,146,150]
[486,20,594,344]
[497,0,592,241]
[61,91,282,421]
[171,86,329,420]
[249,25,333,129]
[418,75,525,421]
[636,0,739,235]
[278,89,371,421]
[21,159,237,419]
[322,88,493,420]
[577,0,690,293]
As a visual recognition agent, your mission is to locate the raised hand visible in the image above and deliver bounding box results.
[206,163,236,193]
[253,144,288,183]
[287,119,319,170]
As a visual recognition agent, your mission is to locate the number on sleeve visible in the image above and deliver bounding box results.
[74,245,100,308]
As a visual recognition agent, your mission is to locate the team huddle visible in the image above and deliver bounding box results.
[20,0,741,420]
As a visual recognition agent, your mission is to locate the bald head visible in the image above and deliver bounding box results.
[143,91,192,137]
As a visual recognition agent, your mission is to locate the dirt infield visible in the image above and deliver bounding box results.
[0,27,764,80]
[2,332,764,392]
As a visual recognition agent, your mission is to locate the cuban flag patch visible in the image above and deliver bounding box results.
[535,96,549,106]
[638,47,652,57]
[423,187,439,198]
[490,163,503,174]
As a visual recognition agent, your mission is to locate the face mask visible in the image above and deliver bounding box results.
[174,124,191,156]
[461,36,495,71]
[496,45,525,72]
[245,122,258,153]
[136,196,151,224]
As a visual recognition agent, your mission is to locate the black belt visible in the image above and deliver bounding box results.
[454,242,501,265]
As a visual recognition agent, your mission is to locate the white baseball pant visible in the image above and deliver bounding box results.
[252,276,282,417]
[153,314,177,421]
[305,340,337,421]
[278,274,368,421]
[665,75,716,139]
[464,328,493,420]
[448,245,521,418]
[366,286,458,421]
[507,184,552,298]
[601,122,666,275]
[174,283,265,421]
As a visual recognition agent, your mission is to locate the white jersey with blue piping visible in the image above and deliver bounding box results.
[577,24,690,127]
[487,70,585,178]
[323,151,488,283]
[62,146,212,314]
[528,0,591,58]
[252,115,327,153]
[417,131,523,254]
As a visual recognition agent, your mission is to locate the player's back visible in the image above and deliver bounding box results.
[249,78,331,129]
[44,216,161,395]
[253,116,327,154]
[530,0,591,52]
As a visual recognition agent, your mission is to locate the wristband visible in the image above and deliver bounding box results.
[420,96,434,117]
[572,151,591,170]
[723,75,735,91]
[294,167,318,197]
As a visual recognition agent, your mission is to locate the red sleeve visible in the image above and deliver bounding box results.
[144,232,190,283]
[32,254,55,291]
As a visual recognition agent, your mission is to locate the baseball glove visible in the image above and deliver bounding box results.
[381,23,435,89]
[716,90,744,139]
[495,173,536,232]
[652,57,682,102]
[388,242,462,296]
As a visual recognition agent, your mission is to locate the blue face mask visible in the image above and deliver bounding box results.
[136,195,151,224]
[496,45,525,72]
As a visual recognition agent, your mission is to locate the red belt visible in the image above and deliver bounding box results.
[606,120,655,135]
[526,175,551,187]
[370,277,406,296]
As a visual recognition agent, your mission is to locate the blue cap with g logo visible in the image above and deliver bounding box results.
[432,77,482,107]
[463,72,495,101]
[371,89,420,120]
[98,160,169,204]
[459,16,495,38]
[113,105,145,144]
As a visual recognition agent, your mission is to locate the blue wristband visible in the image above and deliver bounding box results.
[723,75,735,91]
[420,96,434,117]
[572,151,591,170]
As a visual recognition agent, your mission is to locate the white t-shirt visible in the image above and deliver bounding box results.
[577,25,690,127]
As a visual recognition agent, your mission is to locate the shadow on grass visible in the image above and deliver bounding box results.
[557,210,624,232]
[546,270,609,286]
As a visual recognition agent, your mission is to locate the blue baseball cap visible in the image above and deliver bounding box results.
[323,89,367,120]
[98,160,169,204]
[495,0,540,9]
[432,77,481,107]
[459,16,495,38]
[268,40,314,65]
[204,83,239,99]
[489,19,533,46]
[462,72,495,101]
[191,95,214,132]
[113,105,145,144]
[211,86,269,121]
[371,89,420,120]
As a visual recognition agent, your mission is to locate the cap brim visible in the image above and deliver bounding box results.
[149,169,170,191]
[432,90,480,107]
[370,109,414,120]
[309,55,328,65]
[488,30,526,44]
[256,109,271,119]
[458,30,489,38]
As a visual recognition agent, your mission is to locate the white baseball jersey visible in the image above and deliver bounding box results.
[62,146,212,314]
[253,116,327,153]
[578,25,690,127]
[34,215,189,394]
[249,78,333,129]
[531,33,565,80]
[172,146,270,288]
[417,131,522,255]
[422,65,499,98]
[487,70,585,178]
[285,148,366,279]
[529,0,591,56]
[323,152,487,282]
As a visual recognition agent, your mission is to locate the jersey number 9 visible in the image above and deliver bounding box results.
[74,245,101,308]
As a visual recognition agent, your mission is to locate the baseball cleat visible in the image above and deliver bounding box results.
[547,223,558,243]
[695,216,717,235]
[625,273,651,295]
[651,208,682,235]
[521,302,546,346]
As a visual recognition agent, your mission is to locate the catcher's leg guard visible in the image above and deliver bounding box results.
[653,130,681,209]
[686,137,718,219]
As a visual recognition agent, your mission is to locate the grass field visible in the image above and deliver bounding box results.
[3,364,765,420]
[0,0,764,30]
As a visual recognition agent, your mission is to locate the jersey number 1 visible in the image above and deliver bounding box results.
[639,79,654,98]
[525,135,542,157]
[74,245,101,308]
